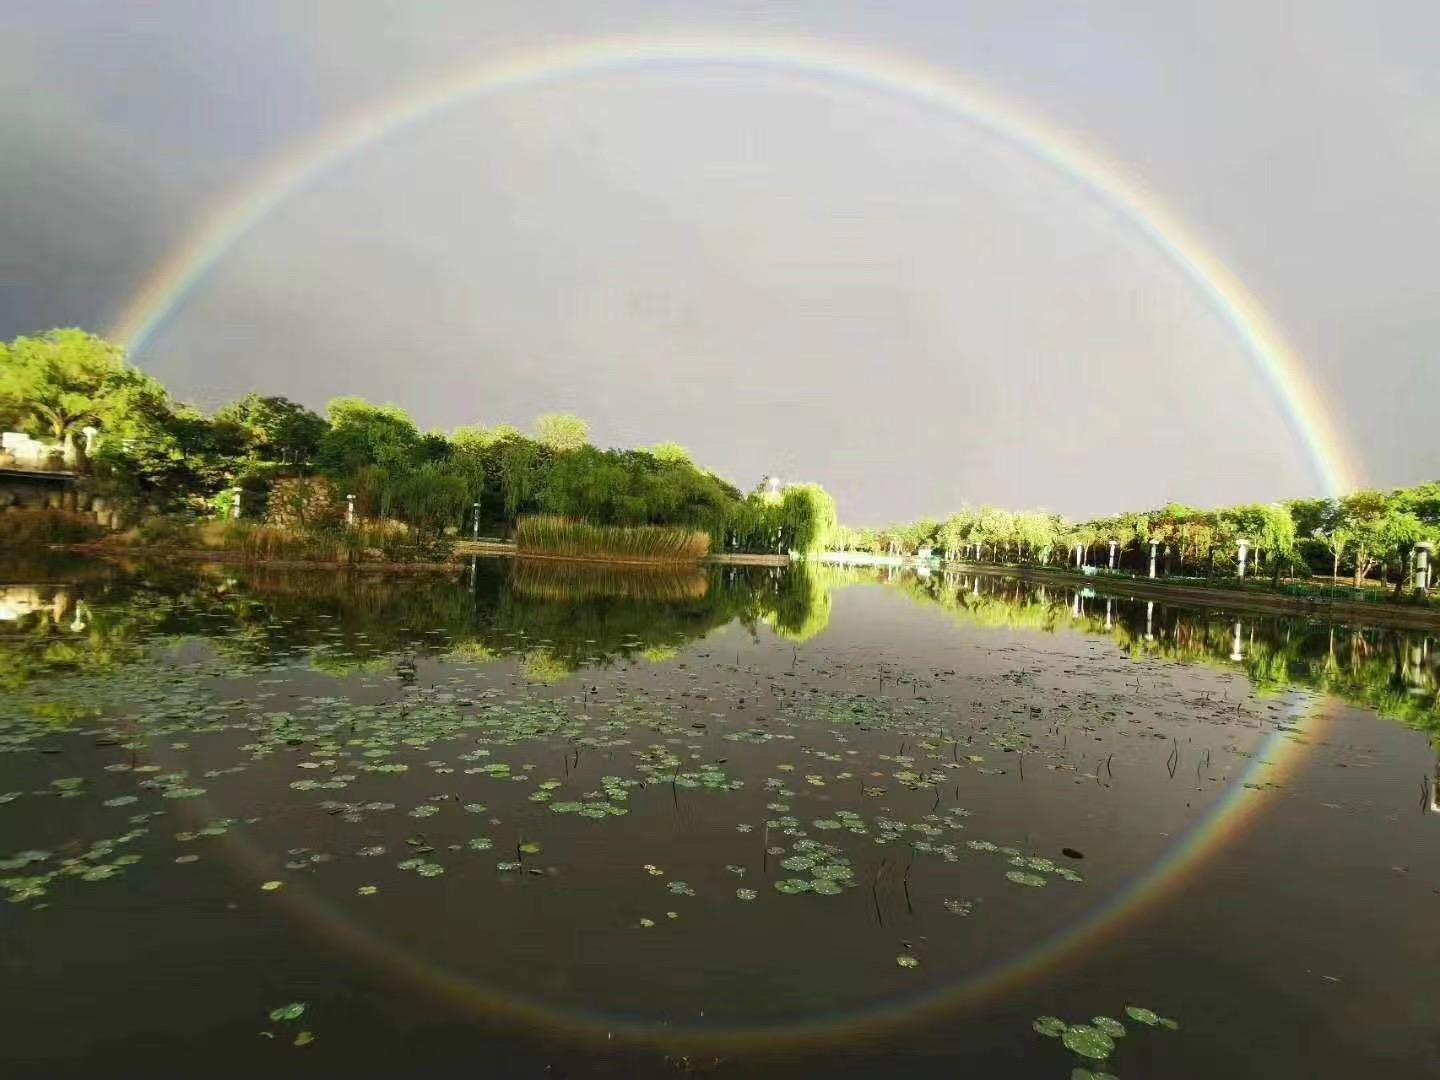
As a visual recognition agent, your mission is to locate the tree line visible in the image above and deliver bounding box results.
[832,488,1440,595]
[0,328,838,554]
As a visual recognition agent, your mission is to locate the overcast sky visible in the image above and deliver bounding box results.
[2,2,1435,523]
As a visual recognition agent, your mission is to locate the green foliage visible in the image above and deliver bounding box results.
[514,515,710,562]
[0,329,168,448]
[316,397,422,477]
[381,462,470,538]
[2,329,832,551]
[847,482,1440,597]
[215,394,327,464]
[777,484,838,557]
[651,442,694,465]
[533,413,590,453]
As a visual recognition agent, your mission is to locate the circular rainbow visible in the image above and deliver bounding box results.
[108,33,1361,496]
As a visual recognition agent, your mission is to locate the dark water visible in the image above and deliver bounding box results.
[2,556,1438,1078]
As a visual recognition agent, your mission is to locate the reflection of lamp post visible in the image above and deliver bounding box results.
[346,494,356,526]
[472,502,481,541]
[1230,620,1245,662]
[1145,600,1154,642]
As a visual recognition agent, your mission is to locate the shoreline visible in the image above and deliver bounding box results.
[36,544,1440,627]
[50,543,791,573]
[941,561,1440,630]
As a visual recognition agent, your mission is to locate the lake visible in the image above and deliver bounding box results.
[2,556,1437,1078]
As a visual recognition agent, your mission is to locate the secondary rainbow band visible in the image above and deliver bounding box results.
[108,33,1360,497]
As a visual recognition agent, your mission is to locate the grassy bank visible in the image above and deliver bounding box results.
[513,515,710,564]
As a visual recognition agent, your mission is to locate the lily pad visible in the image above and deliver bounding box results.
[1124,1004,1177,1029]
[1061,1024,1115,1060]
[1033,1016,1068,1037]
[1091,1016,1126,1038]
[269,1001,306,1023]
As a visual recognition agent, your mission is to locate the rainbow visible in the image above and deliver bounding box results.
[108,33,1362,497]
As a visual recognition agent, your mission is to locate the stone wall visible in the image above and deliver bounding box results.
[0,477,122,529]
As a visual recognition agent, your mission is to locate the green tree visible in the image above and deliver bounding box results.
[216,394,328,464]
[777,484,838,557]
[382,461,470,538]
[316,398,422,477]
[0,329,170,463]
[1374,510,1427,597]
[534,413,590,453]
[651,442,694,466]
[1340,490,1391,586]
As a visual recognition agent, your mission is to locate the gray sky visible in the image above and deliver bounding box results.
[2,1,1435,524]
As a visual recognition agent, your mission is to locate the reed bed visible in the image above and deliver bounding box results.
[513,515,710,563]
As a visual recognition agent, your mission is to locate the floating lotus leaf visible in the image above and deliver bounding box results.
[1091,1016,1126,1038]
[1062,1025,1115,1060]
[1033,1016,1068,1037]
[1005,871,1047,888]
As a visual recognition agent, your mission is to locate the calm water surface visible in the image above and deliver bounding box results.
[2,557,1437,1078]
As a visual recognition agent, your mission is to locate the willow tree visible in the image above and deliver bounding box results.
[778,484,838,557]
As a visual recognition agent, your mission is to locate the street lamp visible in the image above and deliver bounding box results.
[472,502,481,540]
[346,494,356,526]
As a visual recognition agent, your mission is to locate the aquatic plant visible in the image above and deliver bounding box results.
[514,515,710,563]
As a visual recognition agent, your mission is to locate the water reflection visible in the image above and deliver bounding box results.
[2,556,1436,741]
[876,566,1440,738]
[0,558,836,690]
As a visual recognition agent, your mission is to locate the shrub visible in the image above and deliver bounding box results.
[514,515,710,562]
